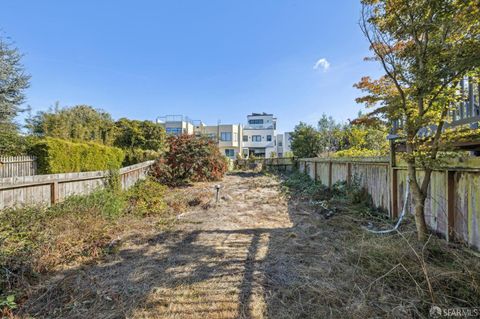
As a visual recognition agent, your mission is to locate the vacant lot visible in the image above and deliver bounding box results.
[18,172,480,318]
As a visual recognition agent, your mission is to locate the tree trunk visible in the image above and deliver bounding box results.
[412,185,429,242]
[407,160,429,241]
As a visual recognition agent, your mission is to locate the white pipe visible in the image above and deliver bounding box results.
[364,177,410,234]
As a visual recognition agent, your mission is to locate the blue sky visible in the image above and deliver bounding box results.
[1,1,383,133]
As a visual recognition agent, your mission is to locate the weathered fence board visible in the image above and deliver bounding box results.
[0,160,154,210]
[298,157,480,250]
[454,172,480,247]
[351,161,390,212]
[316,161,330,185]
[236,157,296,172]
[0,156,37,178]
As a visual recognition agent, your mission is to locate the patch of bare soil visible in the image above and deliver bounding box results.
[20,173,291,319]
[19,172,480,319]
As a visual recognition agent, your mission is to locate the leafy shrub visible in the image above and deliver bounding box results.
[332,147,387,158]
[0,294,16,311]
[114,118,166,151]
[0,175,172,306]
[30,137,125,173]
[0,189,125,303]
[126,178,168,216]
[282,170,329,200]
[106,168,122,193]
[30,104,117,145]
[283,151,294,158]
[281,170,376,212]
[151,135,228,186]
[122,148,160,166]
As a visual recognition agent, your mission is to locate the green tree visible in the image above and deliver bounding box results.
[356,0,480,240]
[30,104,116,145]
[0,37,30,155]
[345,117,388,152]
[114,118,165,151]
[290,122,322,158]
[317,114,348,153]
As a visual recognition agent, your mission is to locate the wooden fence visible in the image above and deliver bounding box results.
[0,156,37,178]
[235,157,296,171]
[297,157,480,250]
[0,160,154,210]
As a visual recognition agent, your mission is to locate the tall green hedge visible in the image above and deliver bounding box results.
[30,137,125,174]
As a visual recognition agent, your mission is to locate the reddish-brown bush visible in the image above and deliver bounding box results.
[151,135,228,186]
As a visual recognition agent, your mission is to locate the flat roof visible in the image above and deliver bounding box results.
[248,112,274,117]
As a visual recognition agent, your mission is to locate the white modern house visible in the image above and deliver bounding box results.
[156,113,291,159]
[242,113,277,158]
[156,115,196,135]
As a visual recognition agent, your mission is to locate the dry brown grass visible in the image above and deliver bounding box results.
[262,171,480,318]
[3,171,479,318]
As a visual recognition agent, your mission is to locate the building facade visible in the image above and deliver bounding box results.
[242,113,277,158]
[274,132,292,158]
[157,113,291,159]
[156,115,195,135]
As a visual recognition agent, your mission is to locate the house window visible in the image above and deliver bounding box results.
[220,132,232,141]
[225,149,235,157]
[166,127,182,135]
[243,135,248,142]
[252,135,262,142]
[267,135,272,141]
[248,119,264,125]
[278,141,283,147]
[207,133,217,140]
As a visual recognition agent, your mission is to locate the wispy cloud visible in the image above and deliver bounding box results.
[313,58,330,72]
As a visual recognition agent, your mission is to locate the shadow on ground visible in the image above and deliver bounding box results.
[19,172,382,318]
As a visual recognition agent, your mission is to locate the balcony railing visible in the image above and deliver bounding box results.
[391,76,480,138]
[449,77,480,127]
[243,124,275,130]
[156,115,200,125]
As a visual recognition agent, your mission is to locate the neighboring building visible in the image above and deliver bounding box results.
[157,113,288,159]
[242,113,277,158]
[284,131,292,155]
[156,115,195,135]
[276,133,284,157]
[275,132,293,157]
[204,123,243,159]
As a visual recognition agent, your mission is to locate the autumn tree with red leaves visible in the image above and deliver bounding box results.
[151,134,228,186]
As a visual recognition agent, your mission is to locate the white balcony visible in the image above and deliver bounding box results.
[244,124,275,130]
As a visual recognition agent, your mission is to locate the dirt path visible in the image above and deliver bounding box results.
[129,172,294,319]
[24,173,295,319]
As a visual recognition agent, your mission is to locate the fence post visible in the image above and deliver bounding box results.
[446,170,455,242]
[304,160,307,175]
[328,161,333,187]
[390,167,398,219]
[314,161,318,181]
[50,181,59,205]
[346,162,352,185]
[389,141,399,219]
